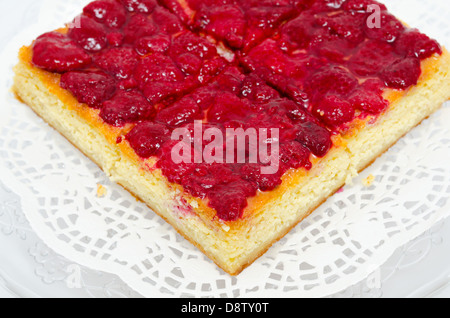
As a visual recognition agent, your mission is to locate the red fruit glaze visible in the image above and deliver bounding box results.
[394,29,442,59]
[207,92,248,123]
[364,11,405,43]
[316,11,366,44]
[123,14,158,44]
[32,32,92,72]
[186,0,300,51]
[135,34,171,55]
[68,15,108,52]
[156,140,197,184]
[100,89,156,126]
[313,95,355,127]
[308,0,347,11]
[240,163,282,192]
[156,96,202,127]
[343,0,387,12]
[84,0,127,29]
[158,0,191,24]
[152,6,184,34]
[207,181,257,221]
[380,57,422,89]
[349,88,388,114]
[126,122,172,158]
[121,0,157,13]
[60,71,116,108]
[295,122,332,157]
[169,32,218,61]
[107,32,124,46]
[305,66,358,102]
[348,40,397,76]
[279,140,311,170]
[31,0,443,221]
[134,53,193,104]
[134,54,184,85]
[94,47,139,79]
[241,0,438,131]
[194,5,246,49]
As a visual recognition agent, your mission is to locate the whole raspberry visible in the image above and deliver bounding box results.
[32,32,91,72]
[313,95,355,127]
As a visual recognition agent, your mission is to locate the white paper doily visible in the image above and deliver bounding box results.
[0,0,449,298]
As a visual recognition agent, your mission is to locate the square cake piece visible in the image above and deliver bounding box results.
[13,0,450,275]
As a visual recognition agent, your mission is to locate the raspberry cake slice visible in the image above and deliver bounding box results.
[13,0,450,275]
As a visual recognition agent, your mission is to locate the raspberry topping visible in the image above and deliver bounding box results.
[121,0,157,13]
[207,181,257,221]
[181,166,223,199]
[123,14,158,44]
[134,53,195,104]
[306,66,358,102]
[295,122,332,157]
[186,0,299,51]
[31,0,442,221]
[195,5,246,49]
[309,0,347,11]
[100,89,156,126]
[394,29,442,59]
[313,95,355,127]
[169,32,218,61]
[364,11,405,43]
[240,163,282,192]
[60,71,116,108]
[155,96,202,127]
[156,140,197,184]
[32,32,92,72]
[94,47,139,80]
[349,88,388,114]
[316,11,366,44]
[126,122,171,158]
[207,92,248,123]
[68,15,108,52]
[380,57,422,89]
[348,40,397,76]
[84,0,127,29]
[343,0,387,12]
[152,6,184,34]
[107,32,124,46]
[279,140,311,170]
[135,34,171,55]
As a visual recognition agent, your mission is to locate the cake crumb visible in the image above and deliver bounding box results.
[363,174,375,187]
[345,166,359,185]
[96,184,107,198]
[190,200,199,209]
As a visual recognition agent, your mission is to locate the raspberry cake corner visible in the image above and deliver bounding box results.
[12,0,450,275]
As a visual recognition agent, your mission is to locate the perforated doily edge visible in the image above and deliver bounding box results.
[1,153,449,298]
